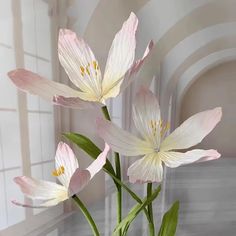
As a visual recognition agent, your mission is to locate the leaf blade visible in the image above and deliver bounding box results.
[113,185,161,235]
[158,201,179,236]
[64,132,115,174]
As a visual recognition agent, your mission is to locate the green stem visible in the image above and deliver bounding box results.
[105,167,151,221]
[147,183,155,236]
[101,105,111,120]
[72,195,100,236]
[101,105,122,236]
[115,152,122,235]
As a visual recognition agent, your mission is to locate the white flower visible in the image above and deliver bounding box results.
[13,142,110,208]
[97,87,222,183]
[8,13,153,109]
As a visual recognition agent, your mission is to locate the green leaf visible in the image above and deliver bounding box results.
[63,133,101,159]
[113,185,161,235]
[122,222,131,236]
[63,132,115,175]
[157,201,179,236]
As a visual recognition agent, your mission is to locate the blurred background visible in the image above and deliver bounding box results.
[0,0,236,235]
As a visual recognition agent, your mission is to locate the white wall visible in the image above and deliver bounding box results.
[180,61,236,157]
[167,61,236,236]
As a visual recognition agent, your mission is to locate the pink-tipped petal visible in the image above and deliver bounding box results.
[87,143,110,179]
[128,153,163,183]
[195,149,221,163]
[102,12,138,98]
[55,142,79,188]
[160,107,222,151]
[8,69,79,101]
[58,29,102,99]
[69,144,110,196]
[53,95,101,109]
[103,40,154,99]
[96,117,152,156]
[68,143,110,196]
[14,176,67,200]
[160,149,221,168]
[132,87,161,146]
[68,169,91,196]
[117,40,154,96]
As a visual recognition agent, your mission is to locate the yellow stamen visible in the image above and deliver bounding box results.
[81,61,99,78]
[93,61,97,69]
[150,120,157,136]
[160,121,170,137]
[86,65,90,76]
[93,61,99,71]
[80,66,85,77]
[149,119,170,137]
[52,166,65,177]
[80,66,85,73]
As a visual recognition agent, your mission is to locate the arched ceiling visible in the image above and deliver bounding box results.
[137,0,236,95]
[161,25,236,115]
[175,49,236,125]
[67,0,236,119]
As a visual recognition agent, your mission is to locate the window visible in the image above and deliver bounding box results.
[0,0,63,233]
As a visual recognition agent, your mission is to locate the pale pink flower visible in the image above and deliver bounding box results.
[97,87,222,183]
[8,12,153,109]
[13,142,110,208]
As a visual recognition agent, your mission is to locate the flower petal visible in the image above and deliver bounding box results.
[53,95,101,109]
[86,143,110,179]
[103,40,154,99]
[194,150,221,163]
[160,107,222,151]
[14,176,68,200]
[96,118,152,156]
[40,197,68,207]
[55,142,79,188]
[159,149,221,168]
[8,69,79,101]
[12,200,47,208]
[68,169,91,196]
[127,153,163,183]
[12,196,67,208]
[132,87,161,147]
[102,12,138,97]
[117,40,154,95]
[68,143,110,196]
[58,29,102,100]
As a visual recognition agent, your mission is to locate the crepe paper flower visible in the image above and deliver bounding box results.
[12,142,110,208]
[97,87,222,183]
[8,12,153,109]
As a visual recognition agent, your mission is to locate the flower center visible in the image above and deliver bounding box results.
[80,61,99,77]
[149,119,170,138]
[52,166,65,177]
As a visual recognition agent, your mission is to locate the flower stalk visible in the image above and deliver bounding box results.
[102,105,122,236]
[147,183,155,236]
[72,195,100,236]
